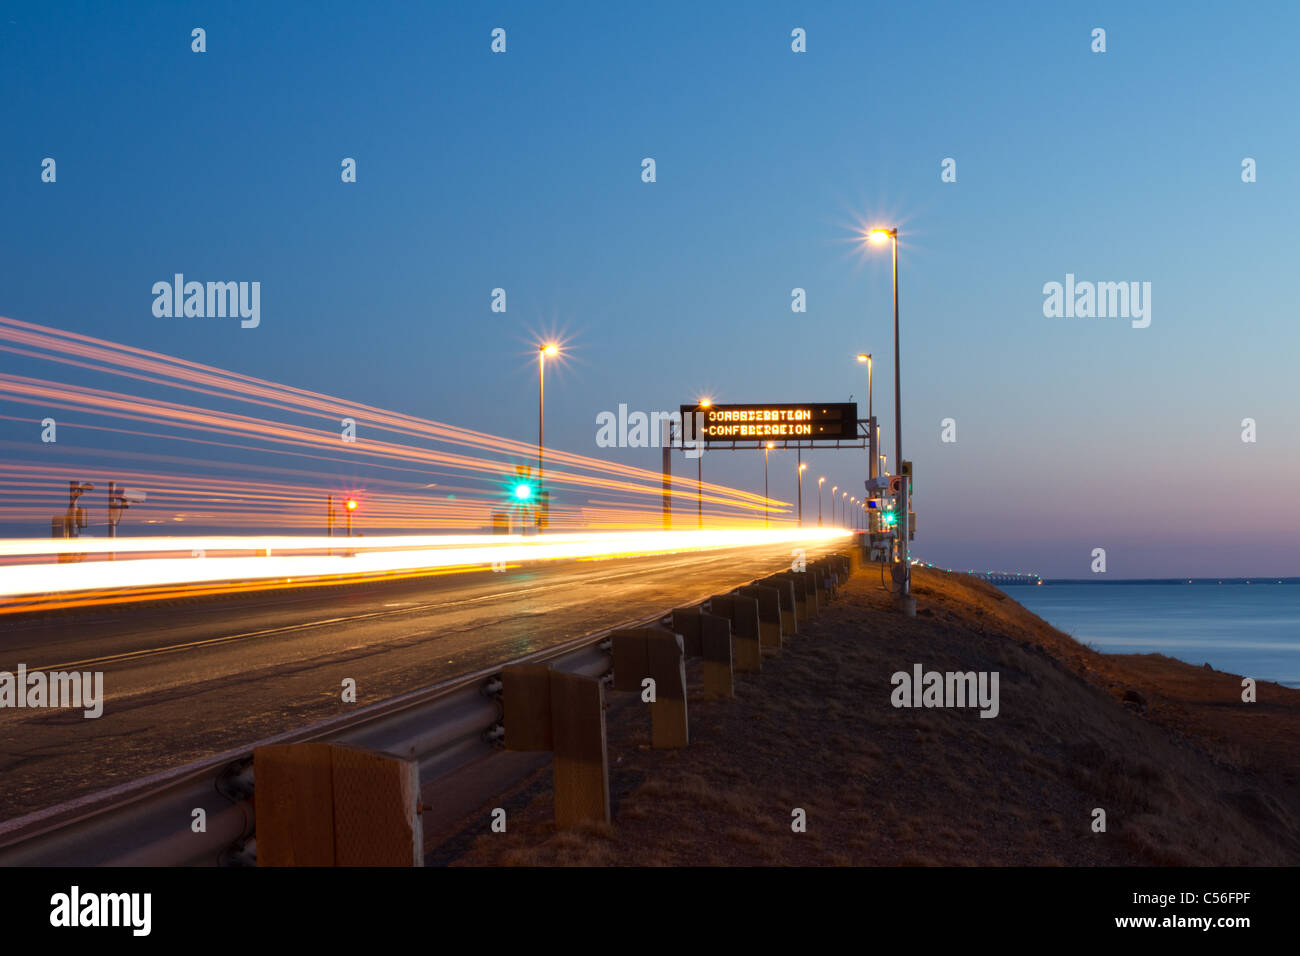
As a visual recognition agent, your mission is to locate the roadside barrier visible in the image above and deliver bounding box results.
[0,548,856,865]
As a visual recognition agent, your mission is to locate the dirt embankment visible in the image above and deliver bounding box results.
[434,564,1300,866]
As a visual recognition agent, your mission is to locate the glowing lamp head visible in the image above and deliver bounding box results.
[818,477,825,485]
[857,353,871,364]
[540,343,559,357]
[513,482,534,501]
[345,498,358,512]
[867,228,893,245]
[799,463,807,472]
[698,397,713,408]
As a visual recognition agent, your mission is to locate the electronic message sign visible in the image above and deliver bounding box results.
[678,402,859,444]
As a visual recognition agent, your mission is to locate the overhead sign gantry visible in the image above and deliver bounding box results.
[678,402,862,448]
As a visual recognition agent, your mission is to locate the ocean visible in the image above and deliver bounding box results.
[1006,580,1300,688]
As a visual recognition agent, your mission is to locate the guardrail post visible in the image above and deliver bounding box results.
[796,569,820,617]
[503,664,554,752]
[670,607,704,657]
[761,575,798,635]
[699,611,734,698]
[780,572,810,622]
[254,742,422,866]
[670,607,734,699]
[818,558,840,600]
[708,594,761,672]
[737,584,782,651]
[503,664,611,827]
[612,627,688,748]
[550,671,612,826]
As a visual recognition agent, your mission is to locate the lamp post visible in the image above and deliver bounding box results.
[697,398,711,529]
[868,226,911,613]
[818,477,824,526]
[856,353,874,479]
[797,461,806,527]
[538,343,559,530]
[857,353,876,534]
[831,485,838,526]
[764,441,773,528]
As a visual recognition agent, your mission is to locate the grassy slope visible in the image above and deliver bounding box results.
[435,564,1300,866]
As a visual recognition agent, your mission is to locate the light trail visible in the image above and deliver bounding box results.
[0,316,773,518]
[0,528,850,605]
[0,316,854,586]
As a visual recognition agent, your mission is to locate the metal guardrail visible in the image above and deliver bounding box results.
[0,578,762,866]
[0,546,854,866]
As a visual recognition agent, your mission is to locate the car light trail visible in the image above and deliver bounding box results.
[0,527,851,605]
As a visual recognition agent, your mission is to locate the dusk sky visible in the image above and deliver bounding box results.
[3,1,1298,577]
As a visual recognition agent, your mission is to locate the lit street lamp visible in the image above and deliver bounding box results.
[856,352,874,477]
[764,441,773,527]
[831,485,838,526]
[797,462,807,527]
[697,397,712,529]
[538,343,560,530]
[817,476,825,526]
[867,226,912,614]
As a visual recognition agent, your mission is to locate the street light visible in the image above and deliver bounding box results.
[538,343,560,531]
[831,485,838,526]
[764,441,773,528]
[817,477,825,526]
[344,496,358,537]
[697,397,712,528]
[857,353,876,534]
[866,225,911,613]
[856,353,873,468]
[797,462,807,527]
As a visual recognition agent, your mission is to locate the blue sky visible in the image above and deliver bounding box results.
[2,1,1298,576]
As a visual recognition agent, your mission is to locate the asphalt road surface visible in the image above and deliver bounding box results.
[0,540,845,823]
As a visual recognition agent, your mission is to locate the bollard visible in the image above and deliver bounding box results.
[737,584,782,651]
[503,664,611,826]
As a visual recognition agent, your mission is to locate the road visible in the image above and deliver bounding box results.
[0,539,844,823]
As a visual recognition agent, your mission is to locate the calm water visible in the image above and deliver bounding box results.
[1008,582,1300,688]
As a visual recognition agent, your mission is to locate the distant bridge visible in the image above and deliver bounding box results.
[915,562,1043,586]
[966,570,1042,586]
